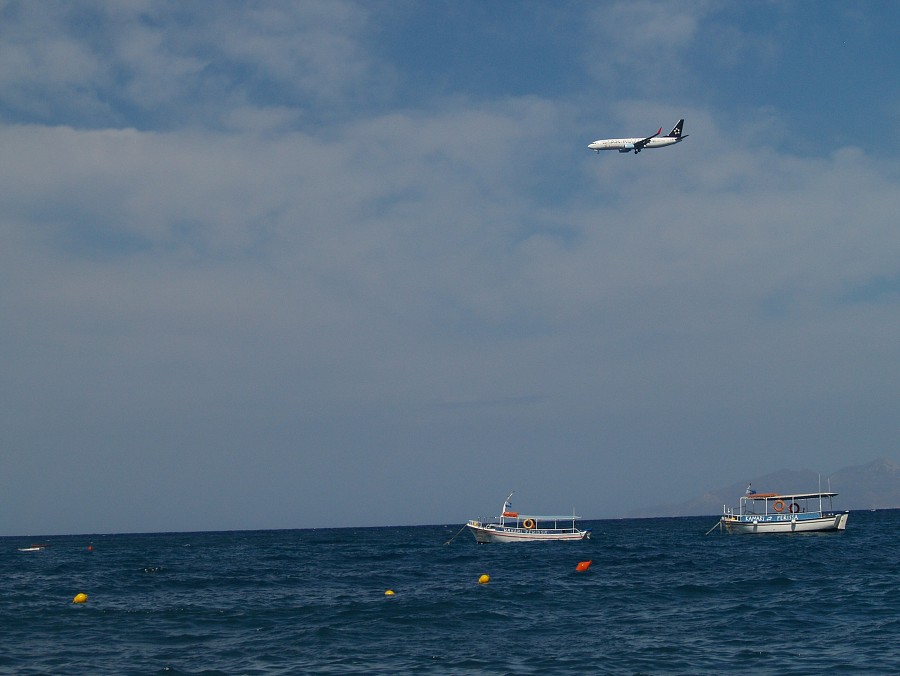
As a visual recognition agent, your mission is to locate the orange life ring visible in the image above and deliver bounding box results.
[789,503,800,514]
[523,518,536,529]
[773,500,785,513]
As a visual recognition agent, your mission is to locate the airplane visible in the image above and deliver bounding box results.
[588,119,687,154]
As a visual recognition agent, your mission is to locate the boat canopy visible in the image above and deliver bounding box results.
[501,513,582,520]
[745,492,838,501]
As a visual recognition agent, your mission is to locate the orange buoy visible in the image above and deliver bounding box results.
[72,593,88,604]
[478,574,490,584]
[576,560,592,572]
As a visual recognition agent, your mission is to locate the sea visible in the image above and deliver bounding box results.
[3,509,900,674]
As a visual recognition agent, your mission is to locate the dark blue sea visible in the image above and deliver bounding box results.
[3,510,900,674]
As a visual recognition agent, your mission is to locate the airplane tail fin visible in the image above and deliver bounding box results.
[666,119,685,138]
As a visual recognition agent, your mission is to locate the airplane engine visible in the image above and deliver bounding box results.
[618,143,635,153]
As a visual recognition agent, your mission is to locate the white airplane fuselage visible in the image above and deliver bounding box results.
[588,119,687,154]
[587,136,683,152]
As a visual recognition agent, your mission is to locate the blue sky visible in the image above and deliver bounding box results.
[2,1,899,536]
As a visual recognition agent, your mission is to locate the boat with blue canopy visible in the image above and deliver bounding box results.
[719,490,849,534]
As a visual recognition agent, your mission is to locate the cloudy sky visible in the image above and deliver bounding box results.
[2,1,899,536]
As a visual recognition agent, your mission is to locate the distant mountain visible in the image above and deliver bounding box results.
[834,458,900,510]
[625,457,900,518]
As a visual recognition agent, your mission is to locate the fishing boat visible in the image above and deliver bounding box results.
[719,490,849,534]
[466,493,591,543]
[17,543,50,552]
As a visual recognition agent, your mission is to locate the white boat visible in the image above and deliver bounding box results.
[720,490,849,534]
[17,543,50,552]
[466,493,591,543]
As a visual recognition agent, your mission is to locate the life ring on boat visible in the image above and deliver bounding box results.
[522,518,536,529]
[773,500,785,513]
[789,503,800,514]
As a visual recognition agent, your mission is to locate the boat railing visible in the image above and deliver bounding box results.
[490,523,581,533]
[727,492,843,518]
[724,504,847,523]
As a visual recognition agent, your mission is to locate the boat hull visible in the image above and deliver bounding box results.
[467,521,590,543]
[722,511,849,534]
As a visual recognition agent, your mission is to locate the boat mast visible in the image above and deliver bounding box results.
[501,492,514,525]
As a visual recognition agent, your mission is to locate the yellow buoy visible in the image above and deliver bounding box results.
[478,574,490,585]
[384,589,395,596]
[72,593,88,604]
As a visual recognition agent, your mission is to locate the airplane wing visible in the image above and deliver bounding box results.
[633,127,662,152]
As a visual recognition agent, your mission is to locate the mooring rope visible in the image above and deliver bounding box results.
[443,523,468,545]
[704,520,723,535]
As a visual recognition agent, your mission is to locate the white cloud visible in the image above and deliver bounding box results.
[582,0,709,89]
[0,1,390,129]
